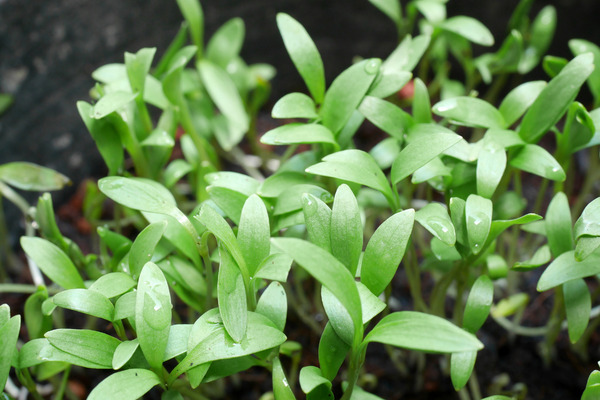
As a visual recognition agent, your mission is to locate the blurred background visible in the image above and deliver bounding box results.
[1,0,599,228]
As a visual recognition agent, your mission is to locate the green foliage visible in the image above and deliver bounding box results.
[3,0,600,399]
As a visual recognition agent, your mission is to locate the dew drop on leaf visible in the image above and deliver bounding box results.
[364,58,381,75]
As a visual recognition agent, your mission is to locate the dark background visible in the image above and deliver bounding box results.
[1,0,599,212]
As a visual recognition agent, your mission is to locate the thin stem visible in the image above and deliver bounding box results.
[340,347,367,400]
[0,283,59,295]
[54,365,71,400]
[468,370,482,400]
[404,244,428,312]
[201,232,214,310]
[491,314,549,336]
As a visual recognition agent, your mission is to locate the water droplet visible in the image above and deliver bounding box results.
[154,304,161,311]
[473,218,481,226]
[552,167,559,172]
[435,98,458,113]
[40,357,50,361]
[283,378,289,387]
[474,243,480,248]
[364,58,381,75]
[147,253,152,258]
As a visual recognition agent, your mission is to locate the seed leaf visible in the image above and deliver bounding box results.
[440,16,494,46]
[129,221,167,280]
[272,92,318,119]
[320,59,380,134]
[367,70,412,99]
[477,138,506,198]
[518,5,556,74]
[19,338,105,369]
[363,311,483,353]
[125,47,156,95]
[359,96,412,140]
[574,198,600,239]
[415,203,456,246]
[391,124,463,185]
[274,184,332,216]
[413,78,432,123]
[88,369,161,400]
[563,278,591,344]
[206,18,245,68]
[299,366,333,398]
[0,314,20,391]
[0,162,70,191]
[45,329,120,367]
[512,245,552,271]
[176,0,204,52]
[256,282,287,332]
[318,323,350,381]
[273,357,297,400]
[136,262,172,371]
[254,253,293,282]
[276,13,325,104]
[368,0,402,25]
[91,91,138,119]
[218,247,248,343]
[112,339,139,370]
[509,144,565,181]
[302,193,332,252]
[99,177,177,214]
[487,213,542,245]
[207,186,247,226]
[260,123,337,146]
[498,81,546,127]
[450,351,477,391]
[20,237,85,289]
[570,39,600,100]
[271,237,362,346]
[519,53,594,143]
[198,61,249,149]
[465,194,493,255]
[546,192,574,258]
[306,150,394,206]
[163,324,193,362]
[576,237,600,262]
[205,171,260,196]
[169,313,286,384]
[53,289,114,321]
[537,250,600,291]
[330,185,362,275]
[463,275,494,333]
[432,97,504,129]
[238,194,270,277]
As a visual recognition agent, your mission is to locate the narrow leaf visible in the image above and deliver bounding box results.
[238,194,270,277]
[465,194,493,255]
[88,369,161,400]
[53,289,114,321]
[440,16,494,46]
[545,192,574,258]
[0,162,70,191]
[498,81,546,127]
[260,123,337,146]
[45,329,120,368]
[432,97,504,129]
[563,278,591,343]
[415,203,456,246]
[218,247,248,343]
[537,250,600,291]
[129,221,167,279]
[476,138,506,198]
[330,184,362,275]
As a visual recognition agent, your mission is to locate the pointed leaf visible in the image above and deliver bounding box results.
[545,192,574,258]
[176,0,203,51]
[45,329,120,367]
[218,247,247,343]
[368,0,402,25]
[450,351,477,391]
[206,18,245,68]
[415,203,456,246]
[519,53,594,143]
[20,237,85,289]
[433,97,504,129]
[538,250,600,291]
[440,16,494,46]
[358,96,412,140]
[273,357,297,400]
[256,282,287,332]
[364,312,483,353]
[261,123,337,146]
[574,198,600,239]
[563,278,591,344]
[509,144,565,181]
[88,369,161,400]
[238,194,270,277]
[91,91,138,119]
[413,78,432,123]
[498,81,546,127]
[0,162,70,191]
[129,220,167,279]
[299,366,332,397]
[0,315,20,391]
[318,323,350,381]
[112,339,139,370]
[53,289,114,321]
[331,184,362,275]
[277,13,325,103]
[255,253,293,282]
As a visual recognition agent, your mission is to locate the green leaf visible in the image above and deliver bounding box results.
[112,339,139,369]
[413,78,432,124]
[164,159,193,188]
[563,278,591,344]
[574,198,600,239]
[498,81,546,127]
[274,184,332,216]
[465,194,493,255]
[164,324,193,362]
[542,55,567,78]
[450,351,477,391]
[206,18,245,68]
[0,162,70,191]
[432,97,504,129]
[218,247,247,343]
[370,138,401,170]
[463,275,494,333]
[53,289,114,321]
[195,203,246,273]
[330,185,362,275]
[91,91,138,119]
[487,213,542,245]
[414,0,446,23]
[440,16,494,46]
[129,221,167,280]
[89,273,136,300]
[576,237,600,262]
[88,369,161,400]
[277,13,325,104]
[256,282,287,332]
[0,314,20,391]
[238,194,270,277]
[509,144,565,181]
[302,193,332,252]
[570,39,600,100]
[320,59,380,134]
[271,238,362,346]
[537,250,600,291]
[260,123,337,146]
[545,192,574,258]
[368,0,402,25]
[518,53,594,143]
[169,313,286,384]
[318,323,350,381]
[255,253,293,282]
[207,186,247,225]
[299,366,333,398]
[19,338,106,369]
[125,47,155,95]
[99,177,177,214]
[143,212,200,267]
[415,203,456,246]
[136,262,172,371]
[20,237,84,289]
[205,171,260,196]
[367,70,412,99]
[45,329,120,368]
[198,61,249,149]
[176,0,203,52]
[391,124,463,185]
[363,311,483,353]
[477,138,506,198]
[518,5,556,74]
[25,288,52,340]
[358,96,412,140]
[272,92,318,119]
[273,357,296,400]
[306,150,394,207]
[259,171,314,198]
[512,244,551,271]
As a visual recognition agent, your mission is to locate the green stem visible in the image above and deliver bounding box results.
[340,347,367,400]
[405,244,428,312]
[468,372,482,400]
[55,365,71,400]
[0,283,58,294]
[16,368,44,400]
[201,232,214,310]
[572,147,600,217]
[491,314,548,336]
[541,286,565,365]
